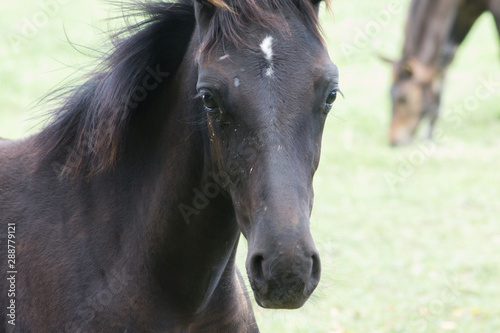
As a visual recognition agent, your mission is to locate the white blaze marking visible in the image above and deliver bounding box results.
[234,77,240,87]
[260,35,274,77]
[260,36,273,61]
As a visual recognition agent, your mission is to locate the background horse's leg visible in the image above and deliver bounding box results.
[448,1,488,49]
[422,1,488,142]
[489,0,500,45]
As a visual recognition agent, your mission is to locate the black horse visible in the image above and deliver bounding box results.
[0,0,338,331]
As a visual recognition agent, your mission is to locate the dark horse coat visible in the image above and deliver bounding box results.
[0,0,338,332]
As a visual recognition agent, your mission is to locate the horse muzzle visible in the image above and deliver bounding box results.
[246,241,321,309]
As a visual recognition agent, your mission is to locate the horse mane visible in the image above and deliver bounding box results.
[35,0,330,179]
[36,1,196,178]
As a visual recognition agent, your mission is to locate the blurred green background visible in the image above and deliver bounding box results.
[1,1,499,332]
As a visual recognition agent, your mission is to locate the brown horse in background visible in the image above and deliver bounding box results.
[383,0,500,146]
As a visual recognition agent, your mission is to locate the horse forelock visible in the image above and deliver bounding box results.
[206,0,332,9]
[199,0,331,58]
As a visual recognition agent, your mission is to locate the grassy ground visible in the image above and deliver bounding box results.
[1,1,500,332]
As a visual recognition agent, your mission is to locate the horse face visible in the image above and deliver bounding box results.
[194,2,338,309]
[389,59,440,146]
[390,78,425,145]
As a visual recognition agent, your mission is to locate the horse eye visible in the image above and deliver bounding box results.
[201,93,218,110]
[326,90,337,106]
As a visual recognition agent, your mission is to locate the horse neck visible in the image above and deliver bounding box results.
[113,50,240,312]
[403,0,465,69]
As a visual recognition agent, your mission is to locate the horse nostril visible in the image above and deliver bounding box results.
[250,254,265,284]
[311,254,321,279]
[305,254,321,296]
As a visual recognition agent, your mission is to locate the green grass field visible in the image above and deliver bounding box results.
[1,1,499,332]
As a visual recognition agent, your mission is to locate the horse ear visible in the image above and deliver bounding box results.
[377,54,404,81]
[194,1,232,30]
[194,0,216,31]
[310,0,324,12]
[377,53,397,66]
[310,0,333,12]
[399,61,413,79]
